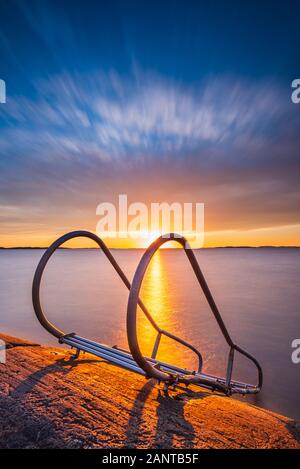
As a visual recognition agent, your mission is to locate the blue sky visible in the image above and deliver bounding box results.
[0,0,299,246]
[1,1,299,90]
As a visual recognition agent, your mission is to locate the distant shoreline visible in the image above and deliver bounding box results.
[1,246,300,250]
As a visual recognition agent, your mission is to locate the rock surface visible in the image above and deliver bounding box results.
[0,333,299,449]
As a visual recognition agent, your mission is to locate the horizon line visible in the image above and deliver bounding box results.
[1,245,300,250]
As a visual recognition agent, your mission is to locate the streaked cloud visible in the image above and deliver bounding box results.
[1,71,294,157]
[0,70,299,245]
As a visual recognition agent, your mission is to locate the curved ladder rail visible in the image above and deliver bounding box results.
[127,233,263,395]
[32,231,203,378]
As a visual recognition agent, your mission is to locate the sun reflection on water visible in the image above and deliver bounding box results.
[138,251,170,358]
[138,250,192,368]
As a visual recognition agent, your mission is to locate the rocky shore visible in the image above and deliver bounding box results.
[0,333,299,449]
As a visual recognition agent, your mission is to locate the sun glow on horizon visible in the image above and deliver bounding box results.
[1,224,300,249]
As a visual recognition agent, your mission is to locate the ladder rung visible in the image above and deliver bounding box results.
[61,335,257,394]
[63,337,145,375]
[68,335,196,376]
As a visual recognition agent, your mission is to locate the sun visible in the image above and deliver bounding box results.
[138,230,179,249]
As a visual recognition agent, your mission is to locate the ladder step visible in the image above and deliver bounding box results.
[61,334,257,394]
[63,337,145,376]
[67,335,197,376]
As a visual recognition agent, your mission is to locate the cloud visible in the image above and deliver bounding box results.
[93,76,288,153]
[0,70,299,242]
[1,70,294,158]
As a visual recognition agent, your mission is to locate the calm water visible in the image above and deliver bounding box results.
[1,248,299,419]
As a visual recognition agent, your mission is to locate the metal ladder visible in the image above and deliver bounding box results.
[32,230,262,395]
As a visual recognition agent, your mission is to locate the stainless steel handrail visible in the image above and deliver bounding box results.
[127,233,263,393]
[32,230,203,370]
[32,230,262,395]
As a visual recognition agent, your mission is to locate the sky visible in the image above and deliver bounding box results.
[0,0,299,247]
